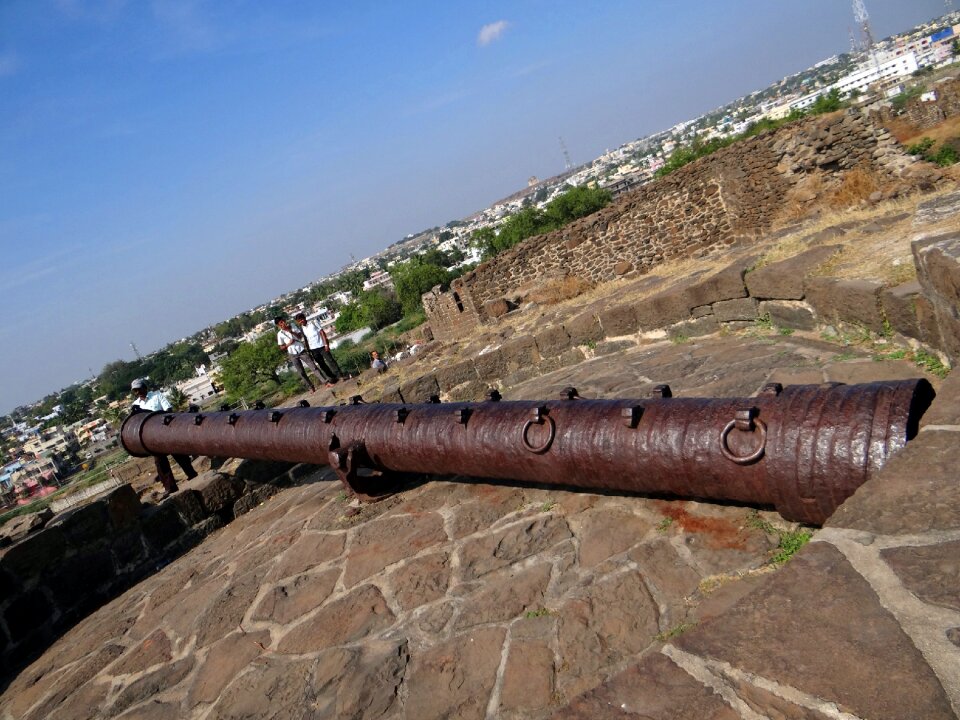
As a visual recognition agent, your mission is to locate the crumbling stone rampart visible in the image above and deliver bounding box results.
[874,77,960,131]
[0,459,310,676]
[425,110,918,342]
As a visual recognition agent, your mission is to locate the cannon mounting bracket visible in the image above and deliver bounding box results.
[328,439,403,503]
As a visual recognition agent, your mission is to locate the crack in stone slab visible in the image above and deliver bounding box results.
[485,625,513,719]
[660,644,768,720]
[662,644,865,720]
[813,534,960,715]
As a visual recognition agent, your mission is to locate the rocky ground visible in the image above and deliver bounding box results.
[0,331,946,720]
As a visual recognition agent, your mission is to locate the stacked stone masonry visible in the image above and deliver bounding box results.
[0,458,309,677]
[874,77,960,132]
[425,109,920,342]
[413,219,960,407]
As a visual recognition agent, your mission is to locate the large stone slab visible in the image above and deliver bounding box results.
[880,540,960,612]
[343,511,446,587]
[674,542,954,720]
[310,639,409,719]
[211,657,319,718]
[598,303,639,336]
[386,551,451,611]
[912,231,960,360]
[804,276,884,333]
[828,430,960,534]
[921,370,960,427]
[758,299,818,330]
[275,584,395,653]
[459,516,572,580]
[635,286,694,331]
[435,359,479,391]
[746,245,843,300]
[454,562,551,629]
[554,652,738,719]
[399,372,440,403]
[187,629,271,707]
[404,627,506,720]
[251,568,339,624]
[556,571,660,700]
[535,326,574,357]
[880,280,924,340]
[573,508,656,568]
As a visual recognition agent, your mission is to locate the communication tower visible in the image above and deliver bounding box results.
[130,342,142,360]
[558,137,572,171]
[852,0,876,51]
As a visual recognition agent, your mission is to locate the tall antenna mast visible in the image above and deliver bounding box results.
[130,342,142,360]
[558,137,573,171]
[852,0,875,51]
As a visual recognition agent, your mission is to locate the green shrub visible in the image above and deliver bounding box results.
[906,137,935,156]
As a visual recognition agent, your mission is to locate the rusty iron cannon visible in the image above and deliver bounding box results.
[120,379,934,525]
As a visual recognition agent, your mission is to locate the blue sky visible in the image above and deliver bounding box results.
[0,0,949,413]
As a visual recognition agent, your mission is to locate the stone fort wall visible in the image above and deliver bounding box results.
[425,110,917,342]
[874,77,960,132]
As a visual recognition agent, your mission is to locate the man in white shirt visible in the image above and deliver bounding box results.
[130,378,198,495]
[275,317,327,392]
[294,312,343,383]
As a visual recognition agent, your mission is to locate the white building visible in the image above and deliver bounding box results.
[362,270,394,292]
[833,52,919,97]
[791,52,920,112]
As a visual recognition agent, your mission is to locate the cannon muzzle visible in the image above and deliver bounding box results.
[121,379,934,525]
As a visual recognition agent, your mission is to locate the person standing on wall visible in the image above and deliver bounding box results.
[130,378,198,496]
[275,317,326,393]
[294,312,343,385]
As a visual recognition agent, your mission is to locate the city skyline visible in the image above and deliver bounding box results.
[0,0,950,414]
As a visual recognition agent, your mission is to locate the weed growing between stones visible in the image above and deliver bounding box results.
[670,334,690,345]
[747,511,812,565]
[777,327,794,336]
[540,501,557,512]
[913,349,950,379]
[524,607,551,619]
[655,622,692,642]
[656,517,674,533]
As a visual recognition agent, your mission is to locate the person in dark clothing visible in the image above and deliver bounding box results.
[130,378,198,495]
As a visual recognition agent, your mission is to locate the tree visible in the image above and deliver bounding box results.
[471,227,498,260]
[542,185,611,227]
[390,260,451,315]
[167,387,188,411]
[808,88,843,115]
[361,291,403,330]
[218,333,284,399]
[98,359,146,401]
[334,290,403,333]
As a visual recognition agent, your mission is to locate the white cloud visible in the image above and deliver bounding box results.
[477,20,510,47]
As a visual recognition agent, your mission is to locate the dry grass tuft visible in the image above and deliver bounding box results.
[527,275,594,305]
[778,173,825,223]
[895,115,960,149]
[827,166,881,209]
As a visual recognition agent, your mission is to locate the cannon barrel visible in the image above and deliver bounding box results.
[121,379,934,525]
